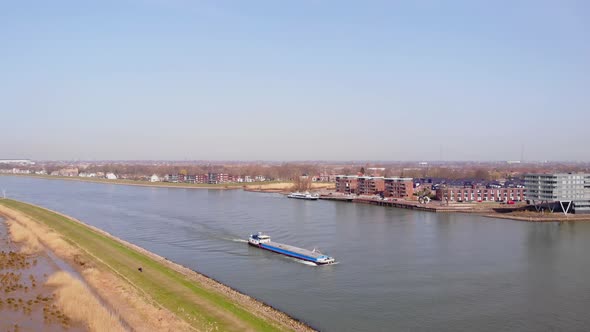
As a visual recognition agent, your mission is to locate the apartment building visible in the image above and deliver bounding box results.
[195,174,208,183]
[207,172,229,184]
[384,177,414,199]
[357,176,385,195]
[335,175,358,194]
[177,174,186,183]
[525,173,590,214]
[436,185,525,202]
[164,174,179,182]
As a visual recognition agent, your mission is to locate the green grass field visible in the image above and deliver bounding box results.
[0,199,294,332]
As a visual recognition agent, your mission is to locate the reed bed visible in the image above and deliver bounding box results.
[46,271,126,332]
[6,220,41,254]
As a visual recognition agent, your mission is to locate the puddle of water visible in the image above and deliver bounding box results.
[0,217,86,332]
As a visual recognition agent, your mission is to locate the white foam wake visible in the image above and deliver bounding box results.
[295,259,318,266]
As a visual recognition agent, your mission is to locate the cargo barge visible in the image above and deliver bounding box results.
[248,233,335,265]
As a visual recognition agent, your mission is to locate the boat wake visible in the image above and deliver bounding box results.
[285,257,339,266]
[227,238,248,243]
[288,257,318,266]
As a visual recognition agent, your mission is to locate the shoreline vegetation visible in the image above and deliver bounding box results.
[0,199,315,332]
[0,173,335,193]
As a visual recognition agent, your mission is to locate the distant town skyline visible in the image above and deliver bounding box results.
[1,1,589,161]
[3,159,590,164]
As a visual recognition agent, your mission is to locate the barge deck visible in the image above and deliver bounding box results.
[248,233,335,264]
[261,241,326,261]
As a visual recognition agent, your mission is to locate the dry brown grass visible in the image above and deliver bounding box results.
[244,182,334,191]
[311,182,335,189]
[46,271,126,332]
[5,211,77,259]
[244,182,292,190]
[0,205,193,332]
[6,219,42,254]
[4,211,123,330]
[81,267,193,332]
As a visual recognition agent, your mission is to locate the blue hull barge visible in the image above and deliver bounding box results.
[248,232,335,265]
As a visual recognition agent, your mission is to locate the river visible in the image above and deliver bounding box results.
[1,176,589,331]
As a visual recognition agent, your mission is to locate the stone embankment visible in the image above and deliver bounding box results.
[320,194,590,222]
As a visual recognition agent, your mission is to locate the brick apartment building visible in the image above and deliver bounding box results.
[384,177,414,199]
[207,173,229,184]
[357,176,385,195]
[336,175,415,198]
[335,175,358,194]
[163,173,229,184]
[436,185,525,202]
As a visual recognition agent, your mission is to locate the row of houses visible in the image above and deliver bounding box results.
[0,168,32,174]
[335,176,415,199]
[159,173,268,184]
[47,168,118,180]
[435,185,526,202]
[1,167,119,180]
[335,175,526,202]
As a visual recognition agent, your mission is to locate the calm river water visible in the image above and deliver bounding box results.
[1,176,590,331]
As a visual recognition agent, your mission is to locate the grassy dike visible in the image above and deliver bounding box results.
[0,199,309,332]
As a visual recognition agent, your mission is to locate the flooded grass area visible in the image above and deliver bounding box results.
[0,218,85,331]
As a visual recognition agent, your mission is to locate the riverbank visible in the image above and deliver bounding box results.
[0,174,290,191]
[1,173,335,194]
[244,182,335,194]
[483,211,590,222]
[320,194,590,222]
[0,199,314,332]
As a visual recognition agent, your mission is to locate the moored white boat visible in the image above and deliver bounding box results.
[287,192,319,200]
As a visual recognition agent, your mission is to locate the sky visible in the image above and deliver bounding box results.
[1,1,589,161]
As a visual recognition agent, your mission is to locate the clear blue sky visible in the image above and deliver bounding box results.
[1,1,588,161]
